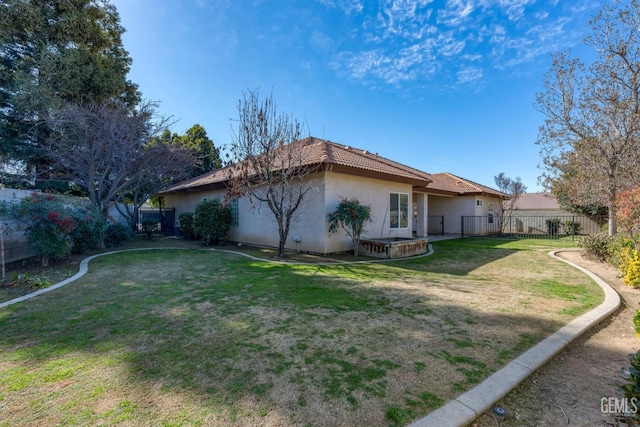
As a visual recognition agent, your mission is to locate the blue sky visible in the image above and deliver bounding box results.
[112,0,601,192]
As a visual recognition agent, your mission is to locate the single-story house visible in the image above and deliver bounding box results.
[425,172,507,235]
[508,192,603,235]
[512,192,569,216]
[158,137,507,254]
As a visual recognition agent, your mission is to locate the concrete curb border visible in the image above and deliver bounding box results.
[409,249,622,427]
[1,245,618,426]
[0,244,435,310]
[0,248,184,310]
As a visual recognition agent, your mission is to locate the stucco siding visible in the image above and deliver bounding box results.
[428,195,469,234]
[228,174,327,253]
[428,194,503,235]
[164,190,227,224]
[163,175,329,254]
[324,172,413,253]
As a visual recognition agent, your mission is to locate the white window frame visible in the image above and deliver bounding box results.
[390,192,409,229]
[229,198,239,227]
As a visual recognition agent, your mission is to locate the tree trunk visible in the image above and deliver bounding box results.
[278,238,286,258]
[608,202,617,236]
[353,238,360,257]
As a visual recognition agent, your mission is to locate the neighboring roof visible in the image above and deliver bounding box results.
[159,137,434,195]
[427,173,507,198]
[512,192,561,210]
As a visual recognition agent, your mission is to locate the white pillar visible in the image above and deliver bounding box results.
[415,193,428,237]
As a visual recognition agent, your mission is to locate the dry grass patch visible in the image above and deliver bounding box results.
[0,238,602,426]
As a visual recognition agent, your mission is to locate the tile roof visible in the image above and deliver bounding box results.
[159,137,433,194]
[427,173,507,198]
[512,192,561,210]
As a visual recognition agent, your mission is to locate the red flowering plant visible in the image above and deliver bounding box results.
[69,204,107,254]
[9,192,76,266]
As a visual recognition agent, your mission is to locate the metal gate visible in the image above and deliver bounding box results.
[137,208,175,234]
[428,215,444,235]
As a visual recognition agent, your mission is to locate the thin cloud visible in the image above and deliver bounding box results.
[318,0,598,88]
[437,0,475,27]
[316,0,364,15]
[457,66,483,84]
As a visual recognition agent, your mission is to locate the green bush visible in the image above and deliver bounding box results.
[194,199,231,245]
[179,212,198,240]
[579,232,614,262]
[546,218,561,235]
[4,193,75,266]
[69,205,107,254]
[634,308,640,337]
[619,349,640,425]
[141,219,158,240]
[564,220,581,235]
[608,234,635,269]
[104,222,131,247]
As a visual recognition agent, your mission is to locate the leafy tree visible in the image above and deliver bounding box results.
[328,198,372,256]
[194,199,231,245]
[544,150,609,218]
[146,124,221,180]
[226,89,321,258]
[177,124,222,177]
[44,100,196,233]
[535,0,640,235]
[0,0,139,179]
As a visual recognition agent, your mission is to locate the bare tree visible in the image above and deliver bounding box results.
[226,89,320,258]
[494,173,526,235]
[114,139,197,228]
[535,0,640,235]
[45,100,195,226]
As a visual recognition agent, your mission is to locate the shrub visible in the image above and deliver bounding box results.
[104,222,131,247]
[7,193,75,266]
[327,198,373,256]
[619,349,640,425]
[194,199,231,245]
[179,212,198,240]
[579,232,614,262]
[608,234,635,270]
[546,218,561,235]
[634,308,640,337]
[623,248,640,288]
[564,220,581,235]
[69,205,107,254]
[141,219,158,240]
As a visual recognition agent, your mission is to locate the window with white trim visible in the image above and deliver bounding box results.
[228,198,239,227]
[476,199,483,207]
[390,192,409,229]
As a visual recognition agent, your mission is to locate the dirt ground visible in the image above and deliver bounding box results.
[474,250,640,427]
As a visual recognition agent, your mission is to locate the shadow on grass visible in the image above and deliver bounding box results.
[0,247,603,426]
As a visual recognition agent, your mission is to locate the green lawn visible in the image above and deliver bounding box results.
[0,238,602,426]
